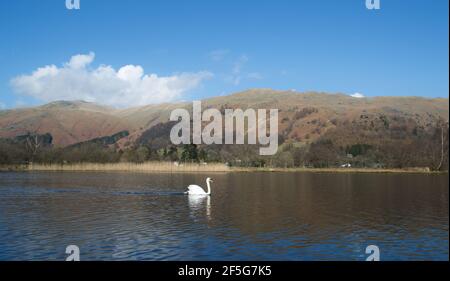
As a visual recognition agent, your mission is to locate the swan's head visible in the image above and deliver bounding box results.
[206,177,213,183]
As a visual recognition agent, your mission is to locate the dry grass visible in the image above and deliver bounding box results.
[21,162,230,173]
[232,167,442,174]
[1,163,443,174]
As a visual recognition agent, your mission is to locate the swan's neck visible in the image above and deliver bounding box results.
[206,180,211,195]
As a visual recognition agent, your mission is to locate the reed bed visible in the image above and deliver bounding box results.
[232,167,440,174]
[22,162,230,173]
[1,163,442,174]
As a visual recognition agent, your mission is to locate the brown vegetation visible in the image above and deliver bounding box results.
[0,90,448,171]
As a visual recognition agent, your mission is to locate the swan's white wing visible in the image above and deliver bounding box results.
[187,185,206,194]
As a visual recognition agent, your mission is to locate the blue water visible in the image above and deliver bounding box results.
[0,171,448,260]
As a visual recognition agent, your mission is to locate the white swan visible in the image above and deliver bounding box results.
[185,177,212,195]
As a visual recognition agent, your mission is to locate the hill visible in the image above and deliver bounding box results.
[0,101,134,146]
[0,89,448,170]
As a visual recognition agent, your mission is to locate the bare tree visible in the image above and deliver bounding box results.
[436,120,449,171]
[25,133,42,163]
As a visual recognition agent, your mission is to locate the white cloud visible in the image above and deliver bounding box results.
[0,102,5,110]
[66,52,95,69]
[11,52,213,107]
[350,92,365,98]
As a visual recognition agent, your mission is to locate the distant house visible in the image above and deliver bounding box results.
[341,163,352,168]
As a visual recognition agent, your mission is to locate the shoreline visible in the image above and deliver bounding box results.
[0,162,446,174]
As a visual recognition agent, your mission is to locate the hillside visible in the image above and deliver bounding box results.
[0,90,448,148]
[0,101,134,146]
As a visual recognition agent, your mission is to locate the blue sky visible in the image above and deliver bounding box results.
[0,0,448,108]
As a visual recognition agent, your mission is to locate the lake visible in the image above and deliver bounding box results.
[0,171,448,261]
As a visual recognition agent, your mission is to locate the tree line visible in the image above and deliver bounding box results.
[0,118,448,171]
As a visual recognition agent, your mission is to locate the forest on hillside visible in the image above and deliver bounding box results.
[1,116,448,171]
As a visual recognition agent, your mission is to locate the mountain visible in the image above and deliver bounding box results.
[0,90,448,148]
[0,101,134,146]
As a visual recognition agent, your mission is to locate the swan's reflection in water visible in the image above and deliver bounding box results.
[0,172,448,260]
[188,195,211,220]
